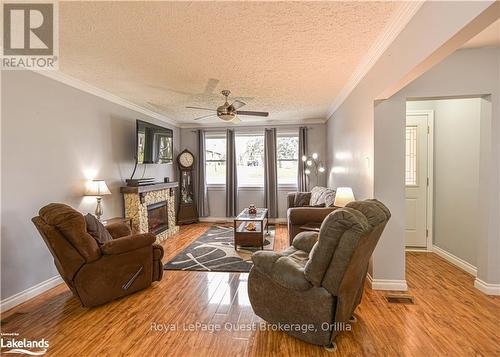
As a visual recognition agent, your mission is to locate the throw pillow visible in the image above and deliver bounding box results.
[310,186,336,207]
[324,189,336,207]
[85,213,113,245]
[294,192,311,207]
[309,186,325,206]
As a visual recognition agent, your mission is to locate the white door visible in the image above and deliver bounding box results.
[405,112,431,248]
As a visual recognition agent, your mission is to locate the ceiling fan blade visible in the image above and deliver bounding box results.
[236,110,269,117]
[186,106,217,111]
[231,116,241,124]
[194,114,217,121]
[230,100,246,110]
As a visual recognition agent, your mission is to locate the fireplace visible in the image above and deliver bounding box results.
[147,201,169,235]
[121,183,179,242]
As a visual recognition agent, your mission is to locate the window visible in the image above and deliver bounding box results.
[405,126,418,186]
[277,135,299,185]
[235,134,264,187]
[205,131,299,187]
[205,135,226,185]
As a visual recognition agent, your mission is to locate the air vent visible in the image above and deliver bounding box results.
[386,294,415,304]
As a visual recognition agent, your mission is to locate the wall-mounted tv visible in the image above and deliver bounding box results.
[136,120,173,164]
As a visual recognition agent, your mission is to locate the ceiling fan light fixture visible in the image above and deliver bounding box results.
[186,90,268,124]
[218,112,235,121]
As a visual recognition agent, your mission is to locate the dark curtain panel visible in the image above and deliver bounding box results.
[264,128,278,218]
[298,126,308,191]
[225,129,238,217]
[196,130,209,217]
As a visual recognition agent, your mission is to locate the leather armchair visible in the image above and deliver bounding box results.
[248,199,391,348]
[32,203,164,307]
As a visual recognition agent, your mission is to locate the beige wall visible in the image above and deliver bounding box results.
[326,1,495,287]
[180,124,327,219]
[407,98,482,266]
[374,48,499,287]
[1,70,180,300]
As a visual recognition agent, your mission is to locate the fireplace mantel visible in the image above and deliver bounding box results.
[121,182,179,204]
[120,182,179,194]
[121,182,179,242]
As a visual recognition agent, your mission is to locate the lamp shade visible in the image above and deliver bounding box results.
[334,187,355,207]
[85,180,111,196]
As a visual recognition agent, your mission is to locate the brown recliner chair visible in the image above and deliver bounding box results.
[248,199,390,349]
[32,203,164,307]
[287,206,336,245]
[287,187,338,244]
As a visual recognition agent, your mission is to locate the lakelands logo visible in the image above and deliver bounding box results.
[1,333,49,355]
[2,1,59,69]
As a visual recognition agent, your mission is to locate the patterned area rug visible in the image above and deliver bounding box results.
[164,225,275,272]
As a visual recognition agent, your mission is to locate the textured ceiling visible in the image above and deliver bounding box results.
[59,1,403,125]
[462,19,500,49]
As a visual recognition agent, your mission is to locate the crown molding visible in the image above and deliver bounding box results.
[32,70,326,129]
[326,1,424,120]
[31,70,180,127]
[177,117,327,129]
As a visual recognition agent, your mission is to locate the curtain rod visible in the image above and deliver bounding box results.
[189,126,316,133]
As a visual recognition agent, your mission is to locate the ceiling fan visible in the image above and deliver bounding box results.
[186,90,269,124]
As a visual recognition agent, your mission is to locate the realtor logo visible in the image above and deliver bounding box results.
[2,2,58,69]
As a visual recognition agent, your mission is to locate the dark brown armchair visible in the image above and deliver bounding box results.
[32,203,164,307]
[287,188,337,244]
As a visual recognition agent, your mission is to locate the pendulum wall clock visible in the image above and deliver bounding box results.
[177,149,199,224]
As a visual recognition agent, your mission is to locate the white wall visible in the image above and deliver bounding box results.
[374,48,499,288]
[407,98,482,266]
[326,1,496,288]
[1,70,180,300]
[180,124,327,219]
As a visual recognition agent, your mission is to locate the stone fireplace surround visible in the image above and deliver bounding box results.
[121,182,179,242]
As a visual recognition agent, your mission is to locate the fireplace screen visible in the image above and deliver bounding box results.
[147,201,169,235]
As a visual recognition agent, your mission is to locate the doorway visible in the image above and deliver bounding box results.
[405,97,484,270]
[405,110,433,250]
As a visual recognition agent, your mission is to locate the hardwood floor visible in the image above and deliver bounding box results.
[1,224,499,356]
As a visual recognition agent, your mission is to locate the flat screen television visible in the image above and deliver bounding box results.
[136,120,173,164]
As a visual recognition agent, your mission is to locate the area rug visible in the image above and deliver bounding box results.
[163,225,275,272]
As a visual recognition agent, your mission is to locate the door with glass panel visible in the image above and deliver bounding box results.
[405,112,432,248]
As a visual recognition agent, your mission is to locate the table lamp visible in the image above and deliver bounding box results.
[334,187,355,207]
[85,180,111,220]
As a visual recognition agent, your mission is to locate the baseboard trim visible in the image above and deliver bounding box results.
[405,247,431,252]
[432,245,477,277]
[474,279,500,296]
[199,217,287,224]
[366,274,408,291]
[0,275,64,313]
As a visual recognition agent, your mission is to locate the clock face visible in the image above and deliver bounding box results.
[179,152,194,167]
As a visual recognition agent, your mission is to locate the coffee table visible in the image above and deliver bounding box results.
[233,208,269,250]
